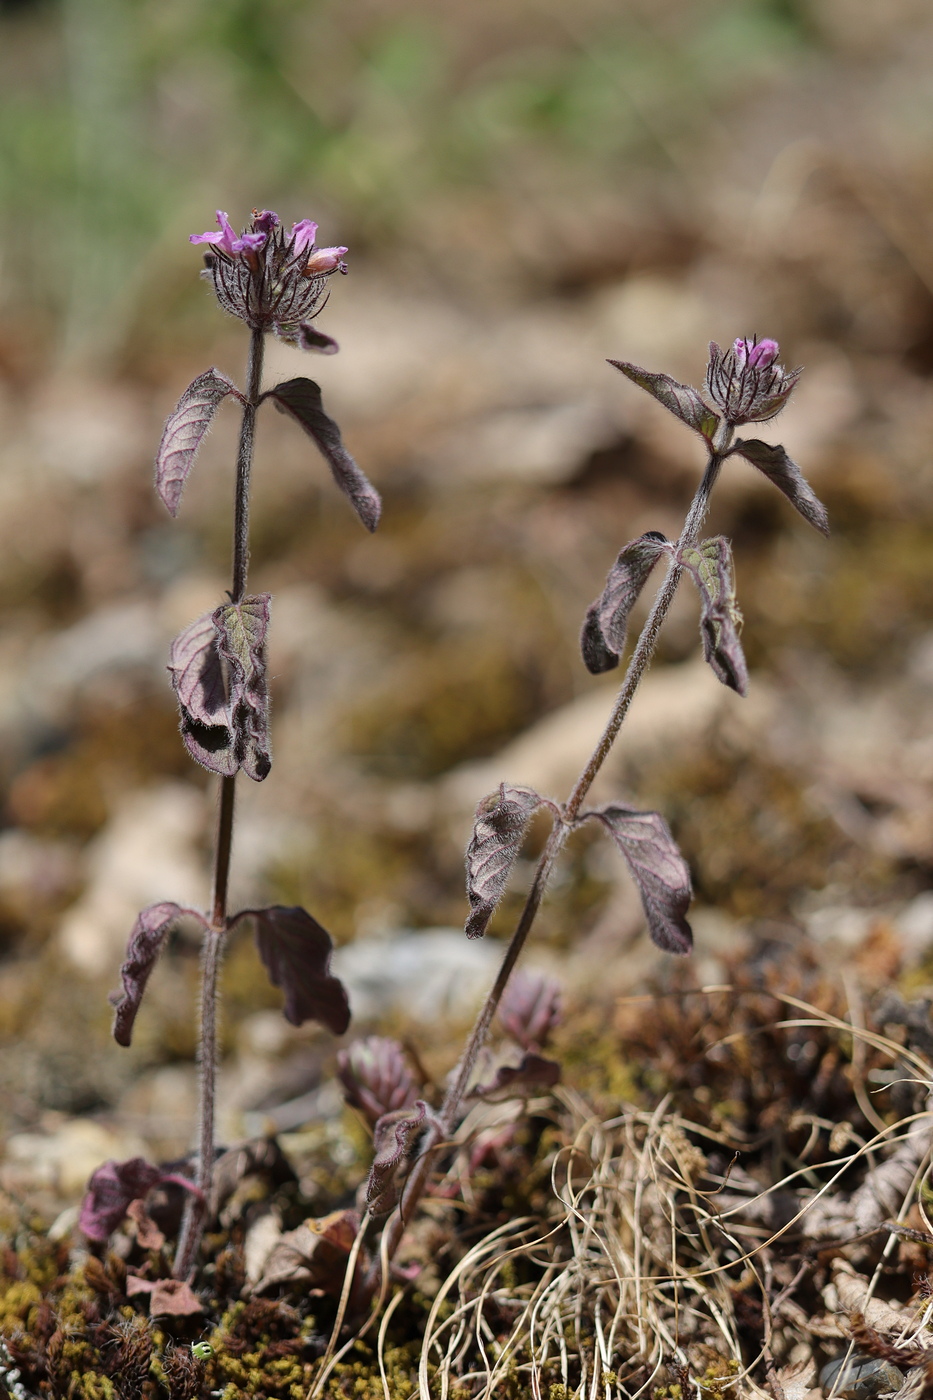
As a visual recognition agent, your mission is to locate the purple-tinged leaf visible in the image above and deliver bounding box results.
[678,536,748,696]
[337,1037,418,1128]
[156,369,240,517]
[110,902,209,1047]
[79,1156,201,1242]
[497,970,562,1052]
[580,602,618,674]
[730,438,829,535]
[470,1052,561,1102]
[366,1101,429,1215]
[465,784,546,939]
[584,803,693,954]
[262,377,381,531]
[581,532,668,674]
[234,904,350,1033]
[79,1158,163,1241]
[296,323,339,354]
[168,612,237,775]
[608,360,720,442]
[214,593,272,782]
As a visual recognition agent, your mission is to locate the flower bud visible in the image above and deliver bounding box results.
[337,1036,417,1127]
[497,970,562,1051]
[704,337,801,426]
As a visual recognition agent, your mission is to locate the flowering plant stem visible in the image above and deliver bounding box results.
[370,428,732,1286]
[174,327,266,1279]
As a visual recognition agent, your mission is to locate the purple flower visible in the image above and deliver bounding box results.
[289,219,319,256]
[252,209,280,234]
[704,337,801,425]
[189,210,266,256]
[734,336,779,370]
[304,245,349,275]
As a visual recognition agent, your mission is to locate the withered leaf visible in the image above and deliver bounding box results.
[608,360,720,442]
[110,902,208,1047]
[464,784,546,939]
[585,802,693,954]
[169,611,237,777]
[470,1052,561,1101]
[262,377,381,531]
[234,905,351,1033]
[581,532,668,674]
[730,438,829,536]
[156,369,240,517]
[126,1198,165,1251]
[214,593,272,782]
[251,1208,362,1296]
[366,1102,428,1215]
[149,1278,204,1317]
[678,535,748,695]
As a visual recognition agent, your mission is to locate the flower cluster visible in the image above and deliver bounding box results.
[704,335,801,426]
[190,209,348,350]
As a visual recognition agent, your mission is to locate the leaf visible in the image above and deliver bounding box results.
[470,1052,561,1101]
[252,1208,363,1296]
[730,438,829,535]
[580,602,618,674]
[337,1037,418,1127]
[235,905,351,1033]
[608,360,720,442]
[678,536,748,695]
[214,593,272,782]
[168,611,238,777]
[581,532,668,674]
[156,369,239,517]
[497,970,562,1051]
[296,322,340,354]
[262,377,381,531]
[110,902,208,1047]
[366,1102,429,1215]
[464,784,545,938]
[79,1157,163,1241]
[149,1278,204,1317]
[585,803,693,954]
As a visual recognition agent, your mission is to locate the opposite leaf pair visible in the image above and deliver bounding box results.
[464,783,692,955]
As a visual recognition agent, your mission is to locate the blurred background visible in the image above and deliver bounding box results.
[2,0,933,1212]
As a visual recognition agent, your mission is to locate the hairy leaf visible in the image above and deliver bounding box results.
[236,905,351,1033]
[156,369,239,517]
[730,438,829,535]
[366,1101,428,1215]
[79,1156,200,1242]
[337,1037,418,1127]
[110,902,208,1046]
[586,803,693,953]
[679,536,748,695]
[263,377,381,531]
[608,360,720,441]
[296,323,339,354]
[580,601,618,674]
[581,532,668,674]
[214,593,272,782]
[168,611,237,776]
[464,784,545,939]
[470,1052,561,1101]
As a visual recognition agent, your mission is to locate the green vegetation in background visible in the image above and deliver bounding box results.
[0,0,817,360]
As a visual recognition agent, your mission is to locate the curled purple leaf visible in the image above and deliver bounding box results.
[110,902,209,1047]
[497,970,563,1051]
[608,360,720,442]
[169,611,237,777]
[584,802,693,954]
[261,377,381,531]
[214,593,272,782]
[79,1156,201,1242]
[729,438,829,535]
[470,1052,561,1102]
[337,1037,418,1127]
[465,784,546,939]
[678,536,748,696]
[366,1101,429,1215]
[156,369,240,517]
[296,323,339,354]
[234,904,350,1034]
[581,532,668,674]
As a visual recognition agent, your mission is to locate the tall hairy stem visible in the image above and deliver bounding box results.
[173,327,265,1279]
[371,434,731,1287]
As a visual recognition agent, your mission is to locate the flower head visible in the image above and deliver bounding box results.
[704,336,800,425]
[190,208,348,347]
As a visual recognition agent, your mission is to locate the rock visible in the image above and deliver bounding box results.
[1,1116,147,1199]
[331,928,503,1024]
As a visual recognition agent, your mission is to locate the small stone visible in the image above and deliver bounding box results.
[820,1355,903,1399]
